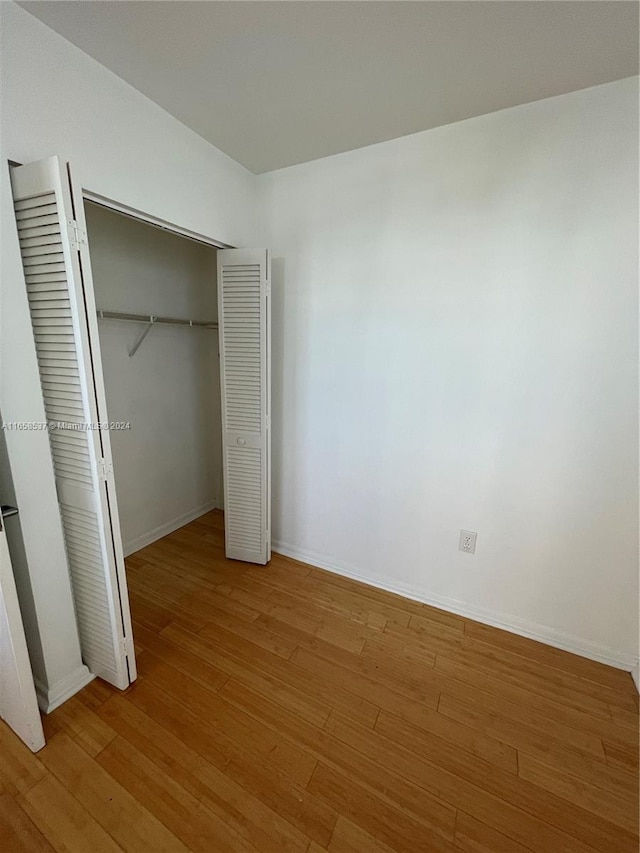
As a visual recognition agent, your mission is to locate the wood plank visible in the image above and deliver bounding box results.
[0,791,55,852]
[514,739,637,805]
[75,678,117,711]
[363,707,636,853]
[308,762,458,853]
[128,558,219,603]
[463,621,637,693]
[438,691,608,761]
[374,707,518,774]
[454,812,532,853]
[133,657,318,787]
[128,584,211,634]
[603,739,639,773]
[360,631,447,674]
[284,630,436,702]
[4,512,637,853]
[141,540,239,583]
[96,694,312,853]
[366,629,634,755]
[327,816,399,853]
[380,618,468,660]
[609,705,639,731]
[291,646,439,715]
[434,655,638,747]
[212,582,373,653]
[0,722,47,796]
[97,736,261,852]
[179,584,266,623]
[189,511,225,533]
[303,566,465,632]
[123,552,147,571]
[133,621,330,728]
[121,678,336,847]
[325,711,616,853]
[246,566,399,632]
[20,774,123,853]
[127,557,213,597]
[435,648,616,719]
[132,623,229,695]
[36,732,190,852]
[456,636,638,711]
[162,622,380,728]
[44,695,117,758]
[217,679,457,843]
[518,752,639,836]
[233,566,411,630]
[126,590,174,633]
[199,608,299,659]
[254,612,372,660]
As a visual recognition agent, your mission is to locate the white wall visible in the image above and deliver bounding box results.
[85,204,222,554]
[259,77,639,668]
[0,1,256,708]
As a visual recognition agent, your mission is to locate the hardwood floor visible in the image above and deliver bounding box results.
[1,509,638,852]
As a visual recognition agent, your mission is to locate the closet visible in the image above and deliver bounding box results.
[9,155,271,695]
[85,202,223,557]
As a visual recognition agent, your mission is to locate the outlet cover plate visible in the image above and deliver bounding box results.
[459,529,477,554]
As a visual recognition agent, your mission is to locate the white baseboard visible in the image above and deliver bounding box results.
[632,665,639,693]
[272,538,639,673]
[34,664,94,714]
[124,500,218,556]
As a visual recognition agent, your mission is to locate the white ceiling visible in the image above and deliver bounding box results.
[18,1,639,174]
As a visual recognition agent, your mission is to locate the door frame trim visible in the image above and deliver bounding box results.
[82,190,235,250]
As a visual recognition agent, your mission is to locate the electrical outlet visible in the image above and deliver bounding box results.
[459,530,477,554]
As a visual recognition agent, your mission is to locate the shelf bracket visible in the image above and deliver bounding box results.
[129,317,155,357]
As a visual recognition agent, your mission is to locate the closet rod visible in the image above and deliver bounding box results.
[97,309,218,328]
[96,310,218,358]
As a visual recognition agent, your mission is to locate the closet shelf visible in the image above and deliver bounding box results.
[97,309,218,357]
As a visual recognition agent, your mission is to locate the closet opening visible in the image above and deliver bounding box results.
[10,155,270,701]
[84,200,225,557]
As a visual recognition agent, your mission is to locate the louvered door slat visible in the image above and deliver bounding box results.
[11,156,135,690]
[218,249,271,564]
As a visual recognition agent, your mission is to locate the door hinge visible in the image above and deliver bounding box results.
[68,218,87,251]
[97,459,113,481]
[119,636,132,658]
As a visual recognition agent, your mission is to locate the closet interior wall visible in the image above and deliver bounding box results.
[85,202,222,555]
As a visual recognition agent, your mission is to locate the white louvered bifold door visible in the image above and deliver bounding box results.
[10,156,135,689]
[218,249,271,564]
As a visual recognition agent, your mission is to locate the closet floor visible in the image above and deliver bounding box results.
[1,509,638,852]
